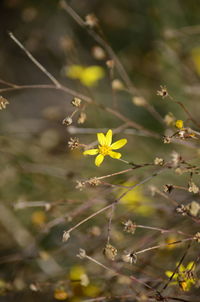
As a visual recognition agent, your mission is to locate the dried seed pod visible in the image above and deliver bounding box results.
[103,244,117,261]
[0,96,9,110]
[154,157,165,166]
[68,137,80,150]
[122,251,137,264]
[62,116,72,126]
[62,231,70,242]
[123,220,136,234]
[186,201,200,217]
[157,85,169,99]
[71,97,82,108]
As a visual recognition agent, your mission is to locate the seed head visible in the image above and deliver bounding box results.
[154,157,165,166]
[123,220,136,234]
[68,137,80,150]
[103,244,117,261]
[157,85,169,99]
[71,97,82,108]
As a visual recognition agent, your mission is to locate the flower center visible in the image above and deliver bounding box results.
[99,145,111,156]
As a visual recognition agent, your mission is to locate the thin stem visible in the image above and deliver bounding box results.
[9,32,62,88]
[0,83,159,139]
[63,168,166,236]
[135,238,193,255]
[82,252,155,291]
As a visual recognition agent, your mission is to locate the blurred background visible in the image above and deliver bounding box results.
[0,0,200,301]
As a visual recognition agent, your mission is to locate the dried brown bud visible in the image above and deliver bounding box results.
[85,14,98,28]
[77,248,86,259]
[188,181,199,194]
[62,116,72,126]
[186,201,200,217]
[103,244,117,261]
[75,180,86,191]
[123,220,136,234]
[154,157,165,166]
[0,96,9,110]
[163,136,172,144]
[157,85,169,99]
[175,204,187,216]
[62,231,70,242]
[87,177,101,187]
[163,184,174,193]
[92,46,106,60]
[122,251,137,264]
[71,97,82,107]
[194,232,200,243]
[111,79,124,90]
[77,112,87,124]
[132,96,147,107]
[106,60,115,69]
[68,137,80,150]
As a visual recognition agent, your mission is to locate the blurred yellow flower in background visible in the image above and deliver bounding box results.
[69,265,89,287]
[117,182,154,216]
[83,129,127,167]
[165,262,196,291]
[31,210,46,226]
[66,64,105,86]
[191,46,200,75]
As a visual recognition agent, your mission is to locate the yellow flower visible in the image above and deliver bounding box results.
[66,65,105,87]
[175,120,184,129]
[165,262,196,291]
[117,181,154,216]
[83,129,127,167]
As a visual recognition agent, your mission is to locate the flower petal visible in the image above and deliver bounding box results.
[165,271,173,278]
[97,133,106,146]
[187,262,195,271]
[95,154,104,167]
[105,129,112,146]
[179,264,185,272]
[111,139,127,150]
[83,149,98,156]
[109,151,121,159]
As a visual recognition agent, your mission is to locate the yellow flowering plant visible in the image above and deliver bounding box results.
[165,262,196,291]
[83,129,127,167]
